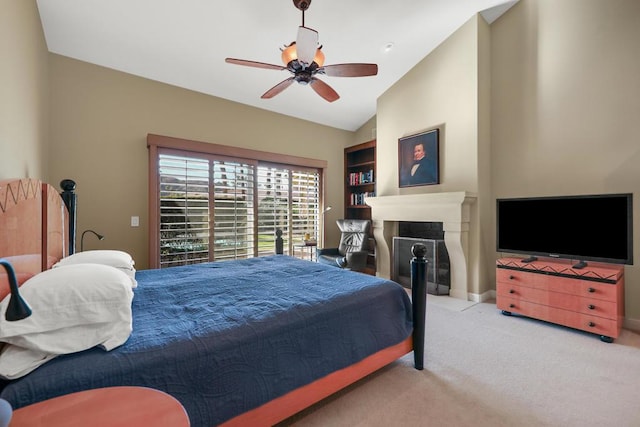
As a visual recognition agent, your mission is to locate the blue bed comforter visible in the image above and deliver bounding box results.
[0,256,412,426]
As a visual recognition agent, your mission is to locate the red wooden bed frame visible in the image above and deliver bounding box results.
[0,177,426,426]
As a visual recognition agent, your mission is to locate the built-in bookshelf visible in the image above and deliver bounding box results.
[344,140,376,275]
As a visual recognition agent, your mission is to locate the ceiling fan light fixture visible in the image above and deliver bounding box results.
[226,0,376,102]
[281,43,325,67]
[281,43,297,65]
[313,47,325,67]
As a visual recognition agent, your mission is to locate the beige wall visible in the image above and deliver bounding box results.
[376,16,486,297]
[47,55,353,269]
[491,0,640,326]
[0,0,49,180]
[353,116,377,146]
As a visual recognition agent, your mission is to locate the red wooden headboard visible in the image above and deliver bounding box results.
[0,178,69,299]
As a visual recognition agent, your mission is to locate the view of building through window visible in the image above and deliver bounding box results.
[158,152,320,268]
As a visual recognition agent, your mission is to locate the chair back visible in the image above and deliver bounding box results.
[336,219,371,255]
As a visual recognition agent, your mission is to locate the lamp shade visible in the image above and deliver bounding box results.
[281,43,325,67]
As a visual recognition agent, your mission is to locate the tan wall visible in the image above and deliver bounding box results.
[47,55,353,269]
[352,116,377,146]
[377,17,481,198]
[491,0,640,326]
[0,0,49,180]
[376,16,485,296]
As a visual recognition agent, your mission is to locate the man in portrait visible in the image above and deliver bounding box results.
[400,142,437,186]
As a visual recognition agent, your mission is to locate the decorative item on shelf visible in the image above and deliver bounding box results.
[0,259,32,321]
[80,229,105,252]
[303,232,317,246]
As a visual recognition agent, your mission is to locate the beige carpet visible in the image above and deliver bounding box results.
[279,297,640,427]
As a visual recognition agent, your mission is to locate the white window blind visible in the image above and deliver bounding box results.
[158,154,210,268]
[257,166,290,256]
[291,170,320,242]
[157,151,320,267]
[212,160,255,261]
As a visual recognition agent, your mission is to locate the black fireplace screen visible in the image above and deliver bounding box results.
[392,237,450,295]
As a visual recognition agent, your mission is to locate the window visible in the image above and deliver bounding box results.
[148,135,326,269]
[257,165,289,257]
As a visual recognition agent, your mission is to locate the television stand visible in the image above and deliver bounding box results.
[496,257,624,342]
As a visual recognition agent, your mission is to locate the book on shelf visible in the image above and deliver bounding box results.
[350,191,376,206]
[348,170,375,186]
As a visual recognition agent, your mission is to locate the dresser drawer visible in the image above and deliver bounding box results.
[497,296,619,338]
[496,258,624,341]
[496,282,618,319]
[496,269,618,302]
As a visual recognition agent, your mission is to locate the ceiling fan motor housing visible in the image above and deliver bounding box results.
[295,71,312,85]
[288,60,318,85]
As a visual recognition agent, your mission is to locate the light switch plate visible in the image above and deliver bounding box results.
[131,216,139,227]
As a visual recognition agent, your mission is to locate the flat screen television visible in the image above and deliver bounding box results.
[496,193,633,268]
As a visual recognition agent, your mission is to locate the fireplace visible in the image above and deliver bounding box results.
[365,192,477,300]
[392,221,450,295]
[392,234,450,295]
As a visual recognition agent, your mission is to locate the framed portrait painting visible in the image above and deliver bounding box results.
[398,128,439,188]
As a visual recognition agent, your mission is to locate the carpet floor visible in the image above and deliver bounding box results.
[279,296,640,426]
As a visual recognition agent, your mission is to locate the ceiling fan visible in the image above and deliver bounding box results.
[225,0,378,103]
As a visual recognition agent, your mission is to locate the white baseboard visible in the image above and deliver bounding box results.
[468,290,496,303]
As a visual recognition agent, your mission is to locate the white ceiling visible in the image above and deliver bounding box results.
[36,0,518,132]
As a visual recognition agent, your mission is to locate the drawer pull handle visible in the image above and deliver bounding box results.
[509,303,515,308]
[588,304,595,310]
[588,321,596,327]
[509,289,515,294]
[588,287,596,293]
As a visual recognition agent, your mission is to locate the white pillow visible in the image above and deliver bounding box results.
[0,263,134,379]
[53,250,137,288]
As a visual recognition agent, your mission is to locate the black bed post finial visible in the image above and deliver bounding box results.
[60,179,77,255]
[275,228,284,255]
[411,243,428,370]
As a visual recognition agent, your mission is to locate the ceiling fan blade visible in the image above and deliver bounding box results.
[261,77,296,99]
[225,58,286,71]
[309,78,339,102]
[296,26,319,66]
[321,63,378,77]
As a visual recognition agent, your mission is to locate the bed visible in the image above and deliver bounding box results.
[0,178,426,426]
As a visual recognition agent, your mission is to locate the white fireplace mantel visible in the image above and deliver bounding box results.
[366,192,477,300]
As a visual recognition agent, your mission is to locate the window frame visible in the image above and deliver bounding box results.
[147,134,328,269]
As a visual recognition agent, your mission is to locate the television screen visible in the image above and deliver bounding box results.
[496,194,633,266]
